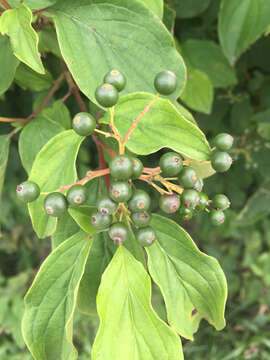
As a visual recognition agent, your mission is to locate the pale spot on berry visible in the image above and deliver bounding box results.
[103,83,112,89]
[101,208,108,215]
[138,201,145,209]
[111,69,119,75]
[46,207,53,215]
[75,196,82,204]
[17,185,23,192]
[73,117,80,125]
[91,216,97,224]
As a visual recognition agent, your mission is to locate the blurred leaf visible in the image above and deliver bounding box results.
[38,26,61,58]
[14,63,53,91]
[174,0,211,19]
[0,34,19,96]
[163,4,176,33]
[0,135,10,203]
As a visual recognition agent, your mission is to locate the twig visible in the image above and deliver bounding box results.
[63,69,88,112]
[60,91,72,103]
[0,117,27,123]
[33,8,47,16]
[93,135,116,158]
[8,127,20,138]
[0,0,11,9]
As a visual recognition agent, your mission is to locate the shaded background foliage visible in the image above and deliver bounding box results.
[0,0,270,359]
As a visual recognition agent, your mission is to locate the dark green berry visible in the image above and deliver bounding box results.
[181,189,200,209]
[91,211,112,230]
[128,189,151,212]
[209,209,225,226]
[103,69,126,92]
[193,178,203,192]
[109,181,133,203]
[159,194,180,214]
[154,70,177,95]
[212,194,230,210]
[109,155,133,180]
[66,184,88,206]
[44,192,67,217]
[132,157,143,179]
[178,167,198,188]
[108,222,128,244]
[95,83,118,108]
[159,152,183,176]
[211,151,232,173]
[72,112,96,136]
[136,226,156,247]
[178,206,194,221]
[131,211,152,228]
[214,133,234,151]
[97,196,117,215]
[16,181,40,203]
[196,192,209,211]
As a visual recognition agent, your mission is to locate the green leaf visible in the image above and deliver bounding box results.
[218,0,270,65]
[180,68,213,114]
[51,213,80,249]
[101,92,211,160]
[187,159,215,179]
[22,231,92,360]
[174,0,211,19]
[147,215,227,340]
[140,0,163,18]
[0,4,45,74]
[39,26,61,58]
[8,0,57,9]
[28,130,84,238]
[49,0,186,103]
[163,4,176,33]
[78,231,116,315]
[68,205,97,234]
[0,34,19,96]
[92,246,183,360]
[14,63,53,91]
[173,102,197,125]
[236,180,270,226]
[181,39,237,87]
[0,135,10,203]
[42,100,71,130]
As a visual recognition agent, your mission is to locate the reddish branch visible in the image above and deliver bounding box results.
[0,0,11,9]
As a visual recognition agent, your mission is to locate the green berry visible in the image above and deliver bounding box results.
[16,181,40,203]
[159,152,183,176]
[154,70,177,95]
[193,178,203,192]
[196,192,209,211]
[109,155,133,180]
[210,209,225,226]
[103,69,126,92]
[109,181,133,203]
[131,211,152,228]
[44,192,67,217]
[128,189,151,212]
[181,189,200,209]
[212,194,230,210]
[132,157,143,179]
[91,211,112,230]
[136,226,156,247]
[95,83,118,108]
[214,133,234,151]
[67,184,88,206]
[109,222,128,244]
[72,112,96,136]
[211,151,232,173]
[178,206,194,221]
[178,167,198,188]
[159,194,180,214]
[97,196,117,215]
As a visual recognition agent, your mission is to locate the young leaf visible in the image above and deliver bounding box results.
[0,34,19,96]
[140,0,163,18]
[48,0,186,102]
[68,205,97,234]
[92,246,184,360]
[218,0,270,65]
[28,130,84,238]
[101,92,211,160]
[181,68,213,114]
[0,4,45,74]
[146,214,227,340]
[0,135,10,203]
[22,231,92,360]
[51,213,80,249]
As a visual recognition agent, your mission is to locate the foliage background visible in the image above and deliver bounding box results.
[0,0,270,359]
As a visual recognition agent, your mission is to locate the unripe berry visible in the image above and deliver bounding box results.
[16,181,40,203]
[97,196,117,215]
[128,189,151,212]
[44,192,67,217]
[108,222,128,244]
[159,152,183,176]
[178,206,194,221]
[181,189,200,209]
[66,184,88,206]
[209,209,225,226]
[159,194,180,214]
[131,211,152,228]
[196,192,209,211]
[212,194,230,210]
[91,211,112,230]
[136,226,156,247]
[72,112,96,136]
[178,167,198,188]
[95,83,118,108]
[193,178,203,192]
[103,69,126,92]
[214,133,234,151]
[132,157,143,179]
[109,155,133,180]
[109,181,133,203]
[211,151,232,173]
[154,70,177,95]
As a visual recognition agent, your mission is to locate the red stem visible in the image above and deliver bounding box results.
[0,0,11,9]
